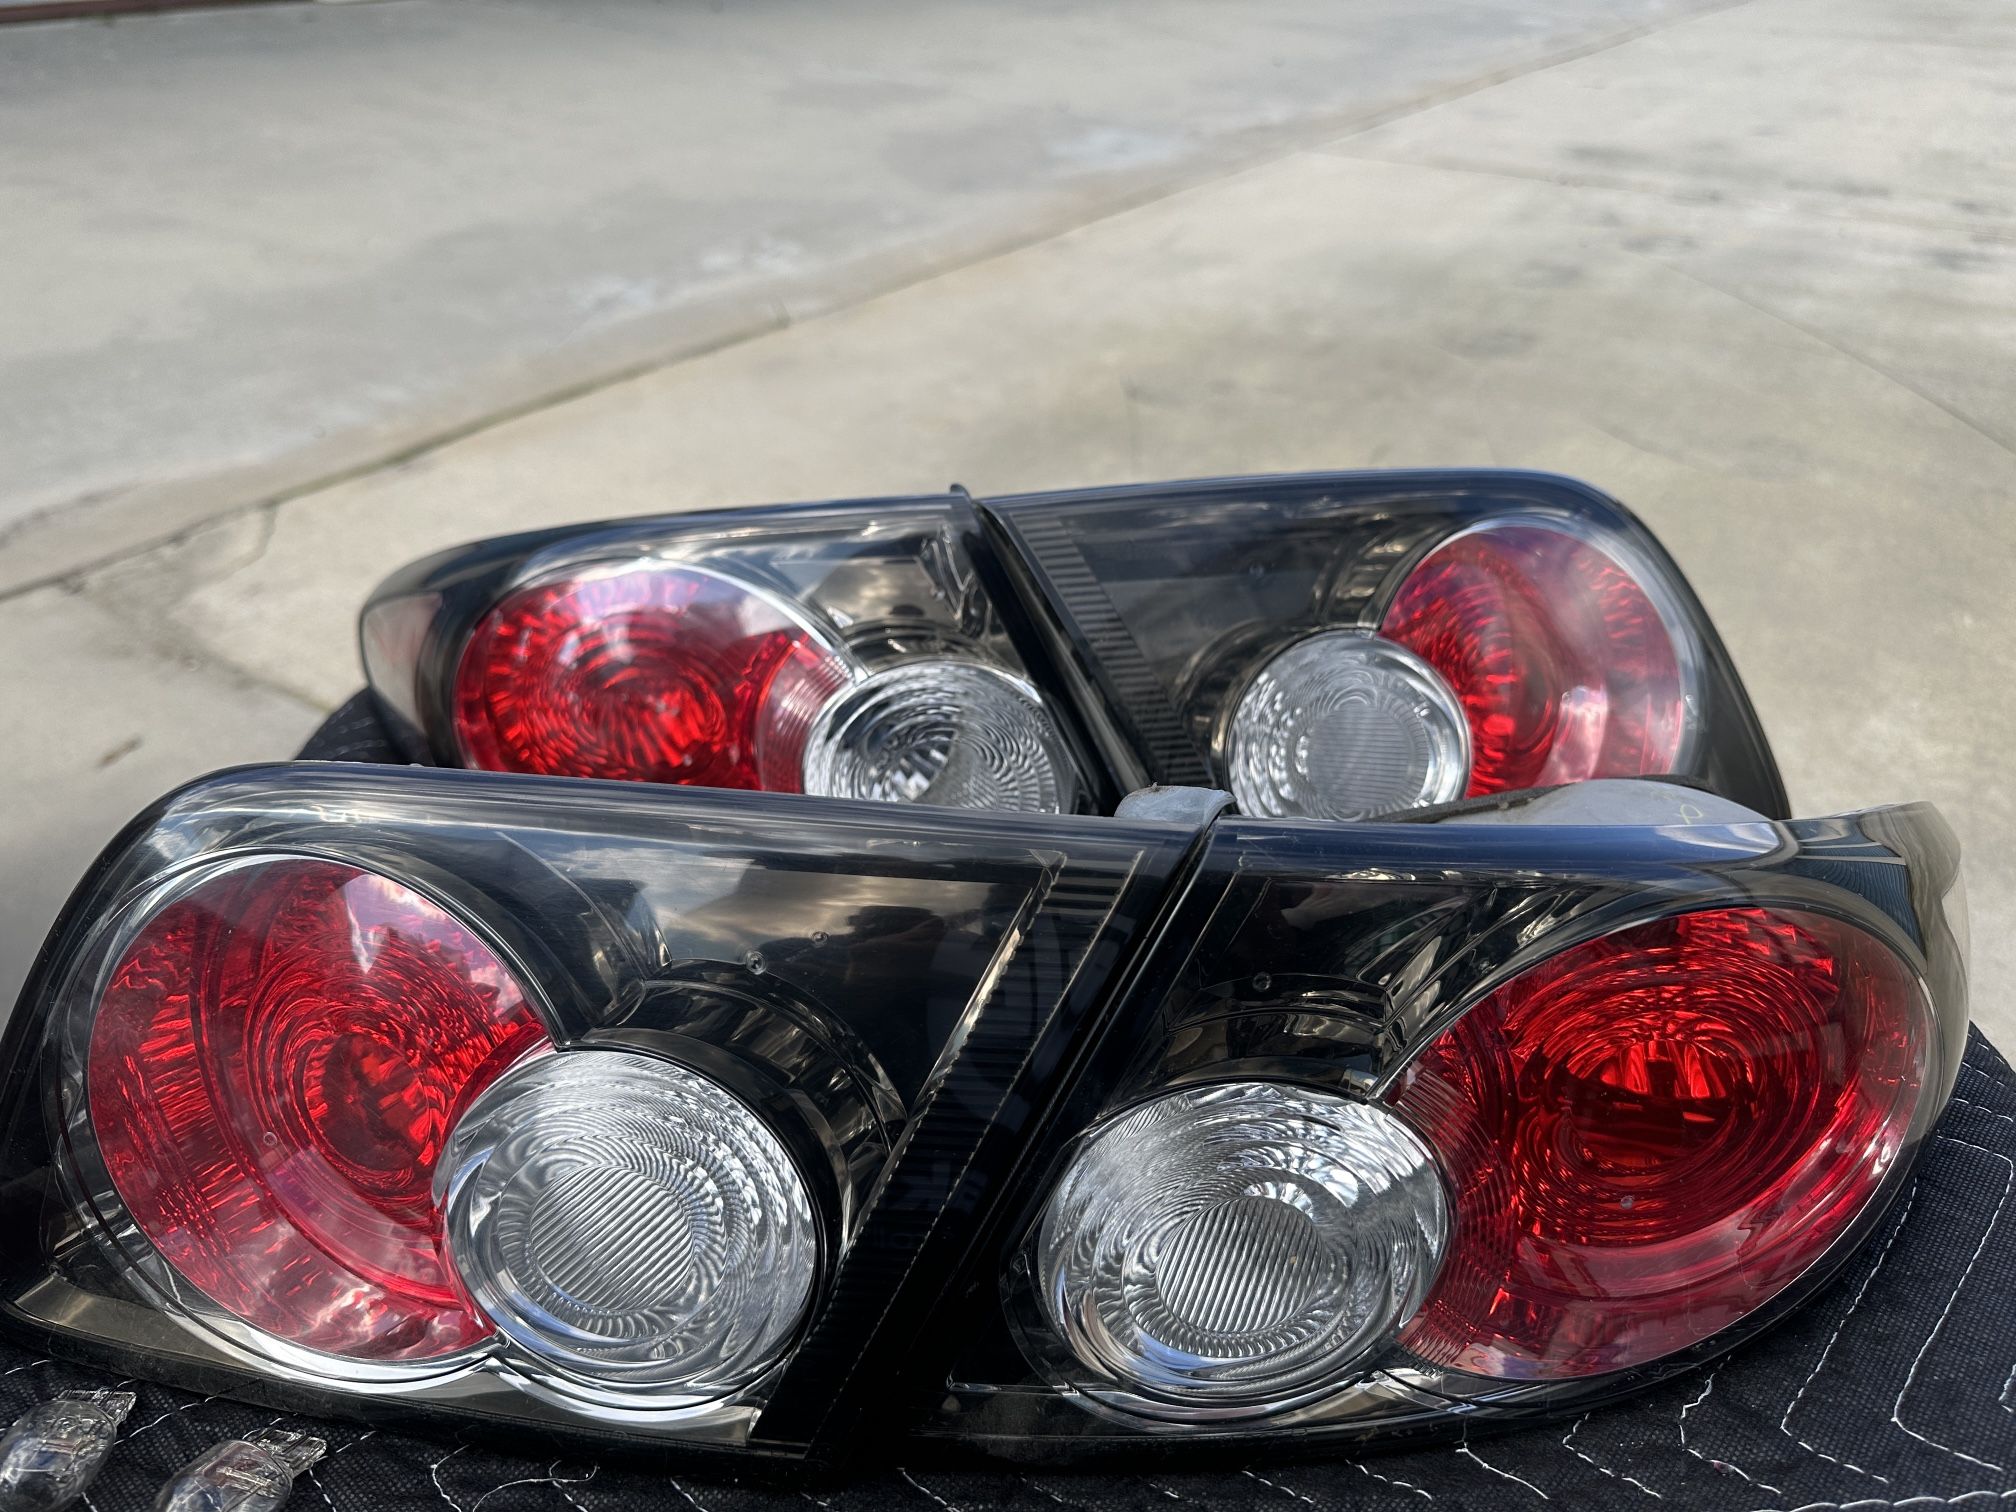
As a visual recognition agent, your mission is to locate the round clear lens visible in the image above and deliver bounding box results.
[1035,1082,1448,1415]
[802,661,1079,813]
[439,1049,818,1406]
[1226,632,1469,820]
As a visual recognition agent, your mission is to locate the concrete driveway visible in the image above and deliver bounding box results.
[2,0,2011,1040]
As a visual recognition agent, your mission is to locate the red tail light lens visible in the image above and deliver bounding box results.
[85,858,549,1361]
[1388,906,1928,1378]
[1379,520,1691,796]
[452,564,850,788]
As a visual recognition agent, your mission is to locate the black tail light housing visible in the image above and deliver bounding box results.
[359,471,1786,823]
[0,766,1960,1474]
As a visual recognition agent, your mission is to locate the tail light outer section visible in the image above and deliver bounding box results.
[923,798,1964,1456]
[980,470,1787,816]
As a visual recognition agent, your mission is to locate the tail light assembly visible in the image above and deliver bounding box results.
[359,471,1786,822]
[0,763,1963,1472]
[363,494,1092,815]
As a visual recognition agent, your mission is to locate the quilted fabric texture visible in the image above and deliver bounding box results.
[2,1028,2011,1511]
[299,690,411,765]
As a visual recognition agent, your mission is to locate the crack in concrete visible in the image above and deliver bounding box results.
[1644,256,2016,464]
[68,502,333,716]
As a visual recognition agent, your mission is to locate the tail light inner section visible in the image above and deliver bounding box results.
[364,496,1099,814]
[5,765,1189,1459]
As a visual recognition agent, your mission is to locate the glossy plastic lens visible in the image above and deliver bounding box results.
[85,858,549,1361]
[453,563,850,789]
[440,1049,818,1403]
[1388,906,1929,1378]
[1226,632,1469,820]
[1380,519,1691,796]
[1035,1083,1448,1414]
[802,661,1079,813]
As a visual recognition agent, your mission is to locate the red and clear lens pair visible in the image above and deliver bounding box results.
[1032,904,1931,1414]
[1226,518,1695,819]
[39,699,1949,1458]
[84,858,819,1410]
[453,563,1079,813]
[441,513,1695,824]
[87,870,1931,1400]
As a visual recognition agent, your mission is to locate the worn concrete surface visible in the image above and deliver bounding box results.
[0,587,323,1010]
[0,0,1718,591]
[2,0,2012,1045]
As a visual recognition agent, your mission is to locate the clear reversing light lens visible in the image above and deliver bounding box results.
[440,1048,819,1407]
[802,661,1079,813]
[1034,1083,1448,1416]
[1226,632,1470,820]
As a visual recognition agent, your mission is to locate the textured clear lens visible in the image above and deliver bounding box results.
[440,1049,818,1406]
[1227,632,1469,820]
[1035,1083,1448,1415]
[802,661,1078,813]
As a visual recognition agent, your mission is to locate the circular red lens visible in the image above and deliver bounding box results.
[1379,522,1689,796]
[86,859,550,1361]
[452,565,849,788]
[1388,906,1927,1378]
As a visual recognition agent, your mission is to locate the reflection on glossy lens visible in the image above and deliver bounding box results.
[87,858,547,1362]
[440,1049,818,1406]
[802,661,1078,813]
[1035,1082,1448,1416]
[1227,632,1470,821]
[1379,520,1691,796]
